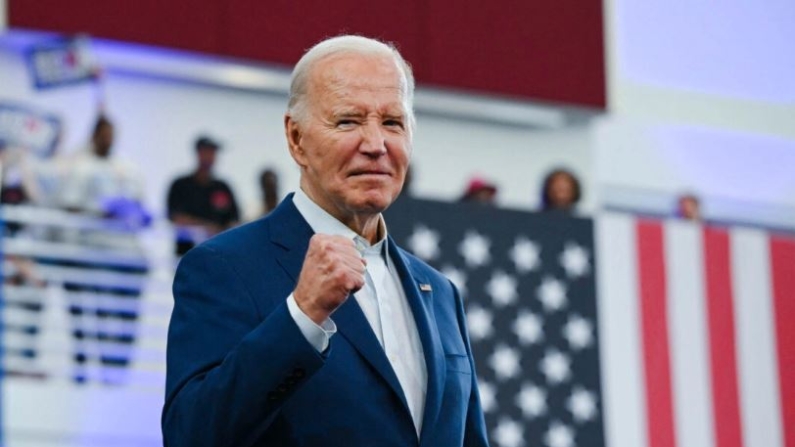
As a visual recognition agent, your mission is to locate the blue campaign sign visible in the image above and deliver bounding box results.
[0,103,62,158]
[26,36,98,90]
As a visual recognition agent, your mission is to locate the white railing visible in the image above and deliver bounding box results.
[1,204,176,446]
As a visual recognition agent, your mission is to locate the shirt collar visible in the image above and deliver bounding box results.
[292,188,389,257]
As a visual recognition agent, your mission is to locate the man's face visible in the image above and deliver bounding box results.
[679,197,700,220]
[260,171,277,191]
[549,173,575,208]
[93,123,114,158]
[197,146,217,170]
[286,53,412,222]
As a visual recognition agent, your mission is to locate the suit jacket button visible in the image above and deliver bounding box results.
[292,368,305,378]
[277,384,288,392]
[267,392,278,401]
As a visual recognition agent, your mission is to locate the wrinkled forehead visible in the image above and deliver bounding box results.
[309,53,409,102]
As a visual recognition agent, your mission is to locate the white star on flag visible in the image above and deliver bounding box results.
[537,276,567,312]
[459,230,491,267]
[567,387,598,423]
[510,236,540,273]
[467,305,494,341]
[478,379,497,413]
[545,421,575,447]
[490,344,521,381]
[516,383,547,419]
[407,225,440,261]
[540,349,571,384]
[494,418,525,447]
[559,242,590,278]
[563,314,593,350]
[486,270,518,307]
[513,310,543,345]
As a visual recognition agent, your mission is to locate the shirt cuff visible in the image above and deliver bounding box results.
[286,293,337,352]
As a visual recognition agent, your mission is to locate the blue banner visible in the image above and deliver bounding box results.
[26,36,98,90]
[0,103,62,158]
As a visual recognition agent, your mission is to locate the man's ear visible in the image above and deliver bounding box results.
[284,114,307,168]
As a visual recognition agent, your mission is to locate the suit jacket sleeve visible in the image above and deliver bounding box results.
[161,243,325,447]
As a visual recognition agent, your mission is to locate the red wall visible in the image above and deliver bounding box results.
[8,0,605,108]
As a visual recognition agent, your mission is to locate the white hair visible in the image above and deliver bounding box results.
[287,35,416,132]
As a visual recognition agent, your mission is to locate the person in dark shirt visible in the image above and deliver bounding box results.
[167,135,240,255]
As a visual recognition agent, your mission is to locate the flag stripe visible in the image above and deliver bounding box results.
[703,228,744,447]
[637,220,676,447]
[770,236,795,447]
[596,214,647,447]
[732,229,784,447]
[666,222,715,447]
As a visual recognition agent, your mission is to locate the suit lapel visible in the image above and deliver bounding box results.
[333,298,411,414]
[388,239,445,445]
[270,194,313,283]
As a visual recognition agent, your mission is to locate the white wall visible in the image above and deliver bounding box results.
[3,1,793,227]
[599,0,795,227]
[0,40,595,219]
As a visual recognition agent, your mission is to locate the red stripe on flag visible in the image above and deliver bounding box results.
[771,236,795,447]
[637,220,676,447]
[703,228,744,447]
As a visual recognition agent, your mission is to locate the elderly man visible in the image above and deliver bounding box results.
[162,35,489,447]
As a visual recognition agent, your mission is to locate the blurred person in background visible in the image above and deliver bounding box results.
[246,167,281,221]
[56,114,150,384]
[540,168,581,213]
[166,135,240,256]
[0,141,31,206]
[676,192,702,221]
[0,125,65,209]
[18,127,69,209]
[59,115,150,227]
[459,175,498,205]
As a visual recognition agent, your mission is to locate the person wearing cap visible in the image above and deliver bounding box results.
[163,35,489,447]
[166,135,240,255]
[459,176,498,205]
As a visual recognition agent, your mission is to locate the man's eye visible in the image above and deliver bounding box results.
[337,119,357,127]
[384,120,404,128]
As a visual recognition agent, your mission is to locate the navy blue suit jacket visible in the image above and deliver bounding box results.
[162,195,489,446]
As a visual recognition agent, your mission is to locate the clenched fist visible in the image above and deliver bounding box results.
[293,234,367,324]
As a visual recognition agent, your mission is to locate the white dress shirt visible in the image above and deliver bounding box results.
[286,189,428,435]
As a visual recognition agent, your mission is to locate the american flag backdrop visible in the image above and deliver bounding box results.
[386,198,606,447]
[385,197,794,447]
[596,214,794,447]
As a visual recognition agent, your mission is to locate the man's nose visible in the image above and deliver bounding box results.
[359,121,387,156]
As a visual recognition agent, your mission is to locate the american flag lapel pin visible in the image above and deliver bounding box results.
[419,283,432,292]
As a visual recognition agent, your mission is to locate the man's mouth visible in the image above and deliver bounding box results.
[349,170,390,177]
